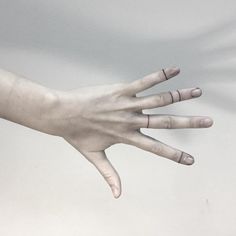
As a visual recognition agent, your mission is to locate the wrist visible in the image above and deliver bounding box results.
[38,88,62,135]
[41,89,81,137]
[42,89,86,138]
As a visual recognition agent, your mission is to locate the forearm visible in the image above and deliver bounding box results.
[0,68,58,135]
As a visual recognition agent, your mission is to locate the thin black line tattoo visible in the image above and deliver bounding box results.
[178,152,184,163]
[176,89,181,101]
[147,114,150,128]
[162,69,168,80]
[169,91,174,103]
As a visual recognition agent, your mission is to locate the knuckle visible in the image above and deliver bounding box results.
[117,96,135,111]
[116,132,128,143]
[104,172,113,181]
[189,117,197,128]
[154,71,162,80]
[125,112,140,126]
[103,172,116,186]
[131,98,143,111]
[139,77,150,88]
[173,151,181,162]
[163,116,173,129]
[158,94,165,106]
[119,131,134,144]
[189,118,194,127]
[150,95,162,106]
[154,95,162,103]
[132,114,144,128]
[138,77,148,87]
[113,83,128,96]
[151,143,163,154]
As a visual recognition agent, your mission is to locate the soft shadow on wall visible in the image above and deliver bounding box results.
[0,0,235,114]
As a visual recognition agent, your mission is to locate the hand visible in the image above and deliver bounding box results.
[49,67,213,198]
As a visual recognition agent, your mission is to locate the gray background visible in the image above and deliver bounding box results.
[0,0,236,235]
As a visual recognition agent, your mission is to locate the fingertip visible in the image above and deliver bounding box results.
[186,157,195,165]
[166,66,180,77]
[173,66,180,74]
[114,194,121,199]
[206,117,214,127]
[112,187,121,199]
[181,153,195,165]
[202,117,214,127]
[191,87,202,97]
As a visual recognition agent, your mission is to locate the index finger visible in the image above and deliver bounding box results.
[125,67,180,95]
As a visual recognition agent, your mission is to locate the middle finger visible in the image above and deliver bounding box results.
[136,114,214,129]
[130,87,202,110]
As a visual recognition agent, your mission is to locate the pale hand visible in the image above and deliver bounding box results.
[47,67,213,199]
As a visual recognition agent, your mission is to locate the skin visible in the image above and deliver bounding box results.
[0,67,213,199]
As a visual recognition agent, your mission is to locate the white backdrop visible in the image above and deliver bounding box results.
[0,1,236,235]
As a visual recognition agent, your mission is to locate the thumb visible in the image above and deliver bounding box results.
[81,150,122,199]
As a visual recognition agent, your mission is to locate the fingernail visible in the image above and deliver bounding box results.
[112,187,120,199]
[172,66,180,71]
[169,67,180,76]
[191,88,202,97]
[203,118,213,127]
[183,153,194,165]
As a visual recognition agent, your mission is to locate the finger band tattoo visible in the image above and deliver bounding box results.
[146,114,150,128]
[169,91,174,103]
[176,89,182,101]
[162,69,168,80]
[178,152,184,163]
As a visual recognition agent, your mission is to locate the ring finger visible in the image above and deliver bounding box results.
[126,131,194,165]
